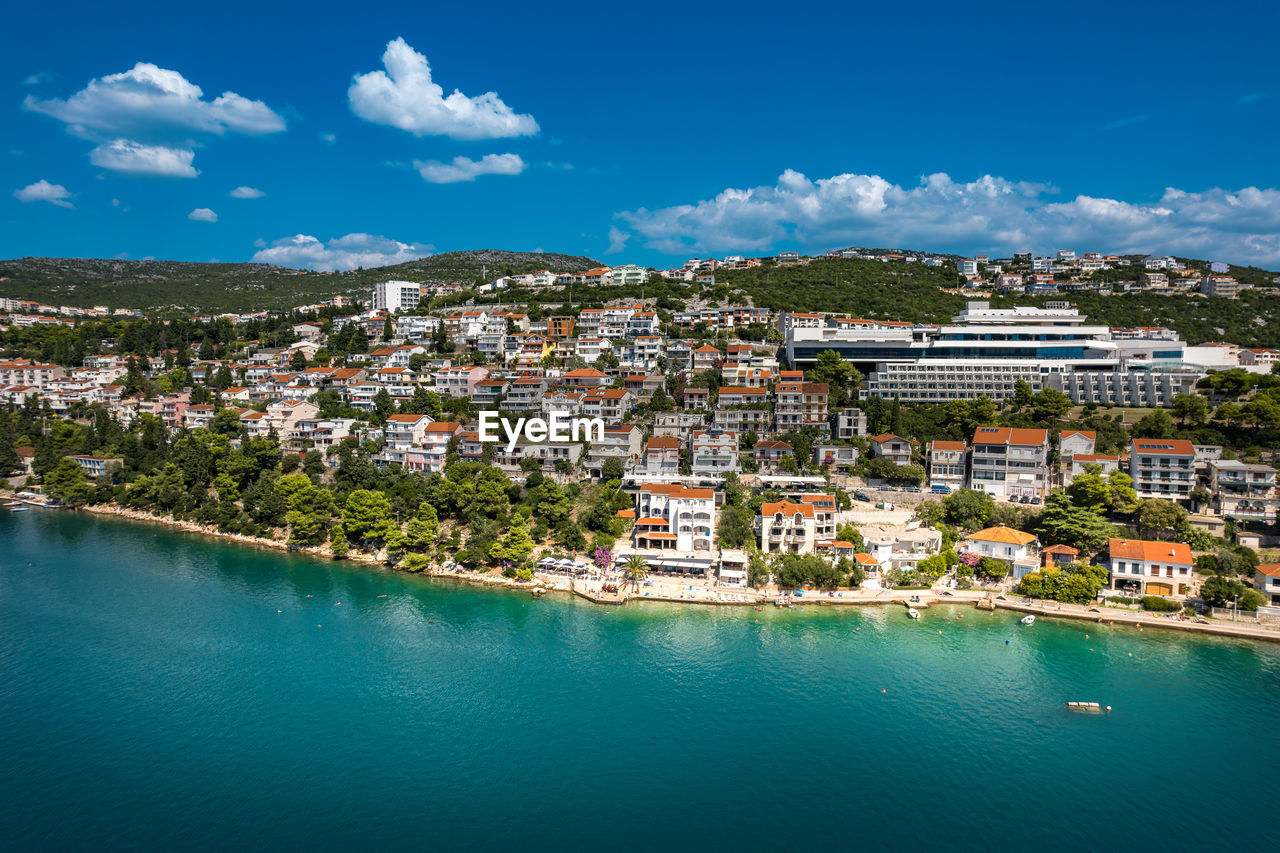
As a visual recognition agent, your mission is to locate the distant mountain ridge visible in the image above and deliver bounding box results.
[0,250,600,312]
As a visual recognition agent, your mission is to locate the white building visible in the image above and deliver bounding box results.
[371,280,423,313]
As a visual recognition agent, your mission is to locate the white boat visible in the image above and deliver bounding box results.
[907,608,921,620]
[1021,615,1036,625]
[9,505,29,512]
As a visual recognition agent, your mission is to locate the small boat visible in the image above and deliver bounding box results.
[1066,701,1111,714]
[1021,615,1036,625]
[3,501,20,508]
[907,608,921,620]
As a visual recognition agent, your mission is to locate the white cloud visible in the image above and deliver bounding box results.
[89,140,198,177]
[413,153,525,183]
[605,226,629,254]
[618,169,1280,267]
[13,179,74,208]
[250,233,434,271]
[320,131,336,144]
[188,207,218,222]
[23,72,52,86]
[230,185,265,199]
[26,62,285,138]
[349,38,538,140]
[25,62,284,176]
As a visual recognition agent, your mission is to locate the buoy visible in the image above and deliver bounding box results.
[881,688,886,693]
[1086,634,1089,639]
[276,609,282,613]
[938,630,943,634]
[1128,653,1132,657]
[1005,639,1010,644]
[1105,706,1112,712]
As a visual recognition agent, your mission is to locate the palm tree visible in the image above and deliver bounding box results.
[623,554,649,591]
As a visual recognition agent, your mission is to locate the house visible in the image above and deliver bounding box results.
[1066,454,1121,485]
[67,455,123,478]
[681,386,711,410]
[632,484,716,553]
[927,440,967,492]
[814,443,859,470]
[1129,438,1196,504]
[969,427,1050,500]
[1059,430,1096,462]
[403,422,462,474]
[1042,544,1080,568]
[869,433,913,467]
[585,424,643,478]
[561,368,611,389]
[1254,564,1280,607]
[753,439,794,472]
[637,436,681,477]
[759,500,817,555]
[1107,538,1194,597]
[835,408,867,440]
[434,365,489,399]
[690,429,739,477]
[378,413,436,466]
[961,525,1041,578]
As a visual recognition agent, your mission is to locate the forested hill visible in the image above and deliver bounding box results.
[0,250,599,313]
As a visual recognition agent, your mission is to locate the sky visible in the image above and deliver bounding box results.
[3,0,1280,271]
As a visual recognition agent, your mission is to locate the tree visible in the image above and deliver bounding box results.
[1065,467,1109,512]
[1133,410,1176,440]
[1137,498,1188,539]
[343,489,394,545]
[718,503,754,548]
[289,349,308,372]
[1035,491,1114,555]
[941,489,993,531]
[600,457,625,481]
[490,521,535,566]
[1170,393,1210,426]
[622,554,649,589]
[405,502,439,551]
[44,458,92,506]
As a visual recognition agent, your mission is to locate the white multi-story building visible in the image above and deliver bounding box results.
[371,280,423,313]
[1206,459,1278,523]
[1129,438,1196,503]
[927,440,967,492]
[633,485,716,552]
[690,429,739,477]
[759,499,818,555]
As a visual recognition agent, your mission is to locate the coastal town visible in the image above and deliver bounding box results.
[3,247,1280,638]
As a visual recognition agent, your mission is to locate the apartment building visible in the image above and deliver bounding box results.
[585,424,644,478]
[1206,459,1278,523]
[1107,538,1193,597]
[434,365,489,399]
[969,427,1049,500]
[637,436,681,477]
[371,280,422,313]
[774,381,829,431]
[759,500,818,555]
[927,440,967,492]
[633,484,716,552]
[690,429,740,477]
[1129,438,1196,503]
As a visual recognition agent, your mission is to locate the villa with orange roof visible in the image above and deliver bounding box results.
[759,499,817,555]
[632,484,716,553]
[961,525,1041,578]
[1106,538,1193,597]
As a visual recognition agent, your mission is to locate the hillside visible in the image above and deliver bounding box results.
[0,250,599,313]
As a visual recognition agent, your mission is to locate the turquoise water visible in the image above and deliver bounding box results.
[2,510,1279,852]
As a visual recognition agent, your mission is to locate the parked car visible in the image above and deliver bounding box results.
[854,491,871,503]
[930,484,951,495]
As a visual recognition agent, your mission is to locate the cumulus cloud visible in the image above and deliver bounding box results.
[250,233,434,271]
[13,179,74,208]
[413,153,525,183]
[618,169,1280,267]
[230,185,264,199]
[605,226,629,254]
[188,207,218,222]
[89,140,198,177]
[25,62,284,176]
[349,38,538,140]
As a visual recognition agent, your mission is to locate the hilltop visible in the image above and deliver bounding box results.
[0,250,599,313]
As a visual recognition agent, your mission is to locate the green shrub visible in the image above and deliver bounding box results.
[1141,595,1180,612]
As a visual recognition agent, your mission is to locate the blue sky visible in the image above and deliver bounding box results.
[4,0,1280,269]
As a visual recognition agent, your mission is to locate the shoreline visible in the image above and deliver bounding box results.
[10,495,1280,644]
